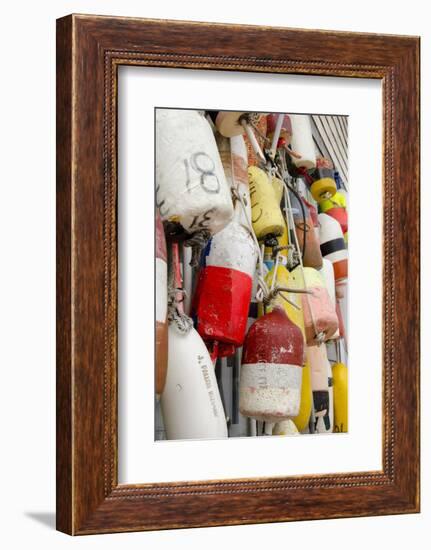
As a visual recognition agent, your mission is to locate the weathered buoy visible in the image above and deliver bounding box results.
[264,263,305,337]
[290,192,323,269]
[292,361,312,432]
[307,344,331,431]
[316,357,334,433]
[301,267,339,345]
[240,307,304,422]
[326,207,348,243]
[231,135,252,228]
[248,166,285,241]
[318,213,348,283]
[156,109,233,237]
[155,209,168,398]
[309,164,337,203]
[332,361,348,432]
[161,325,228,440]
[161,243,227,440]
[192,220,257,357]
[266,113,292,143]
[289,114,317,170]
[319,258,339,340]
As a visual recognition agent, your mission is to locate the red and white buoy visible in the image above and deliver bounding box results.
[156,109,233,237]
[155,209,168,398]
[318,213,348,283]
[192,220,257,358]
[239,307,304,422]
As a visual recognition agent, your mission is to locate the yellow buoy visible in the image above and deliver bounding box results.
[292,361,312,432]
[332,362,348,432]
[248,166,285,240]
[310,177,337,203]
[319,191,347,213]
[263,264,305,336]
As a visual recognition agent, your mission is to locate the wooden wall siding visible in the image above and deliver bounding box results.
[311,115,349,188]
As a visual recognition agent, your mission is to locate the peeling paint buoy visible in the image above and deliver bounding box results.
[240,307,304,422]
[156,109,234,238]
[301,267,339,345]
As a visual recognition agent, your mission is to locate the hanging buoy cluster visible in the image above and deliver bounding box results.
[155,109,348,440]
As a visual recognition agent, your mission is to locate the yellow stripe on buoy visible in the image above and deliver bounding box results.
[332,362,348,432]
[248,166,285,240]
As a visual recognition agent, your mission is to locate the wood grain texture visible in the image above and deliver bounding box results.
[56,14,420,535]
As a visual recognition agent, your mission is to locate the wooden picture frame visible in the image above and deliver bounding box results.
[56,14,420,535]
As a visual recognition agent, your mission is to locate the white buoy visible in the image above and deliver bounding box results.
[289,114,317,170]
[156,109,233,236]
[161,324,228,440]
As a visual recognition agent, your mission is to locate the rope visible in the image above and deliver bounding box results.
[167,287,194,334]
[277,167,325,345]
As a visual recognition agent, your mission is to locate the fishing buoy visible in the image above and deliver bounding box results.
[156,109,233,237]
[192,220,257,357]
[266,113,292,143]
[273,419,299,435]
[290,192,323,269]
[332,362,348,432]
[248,166,285,241]
[316,357,334,433]
[263,176,289,267]
[309,166,337,203]
[161,243,227,440]
[161,325,228,439]
[319,191,347,213]
[155,210,168,398]
[231,135,252,228]
[264,263,305,337]
[240,307,304,422]
[318,213,348,283]
[301,267,339,345]
[307,344,331,431]
[214,111,249,137]
[325,207,348,235]
[319,258,339,340]
[292,361,312,432]
[289,114,316,170]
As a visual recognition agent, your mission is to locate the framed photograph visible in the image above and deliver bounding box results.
[56,14,420,535]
